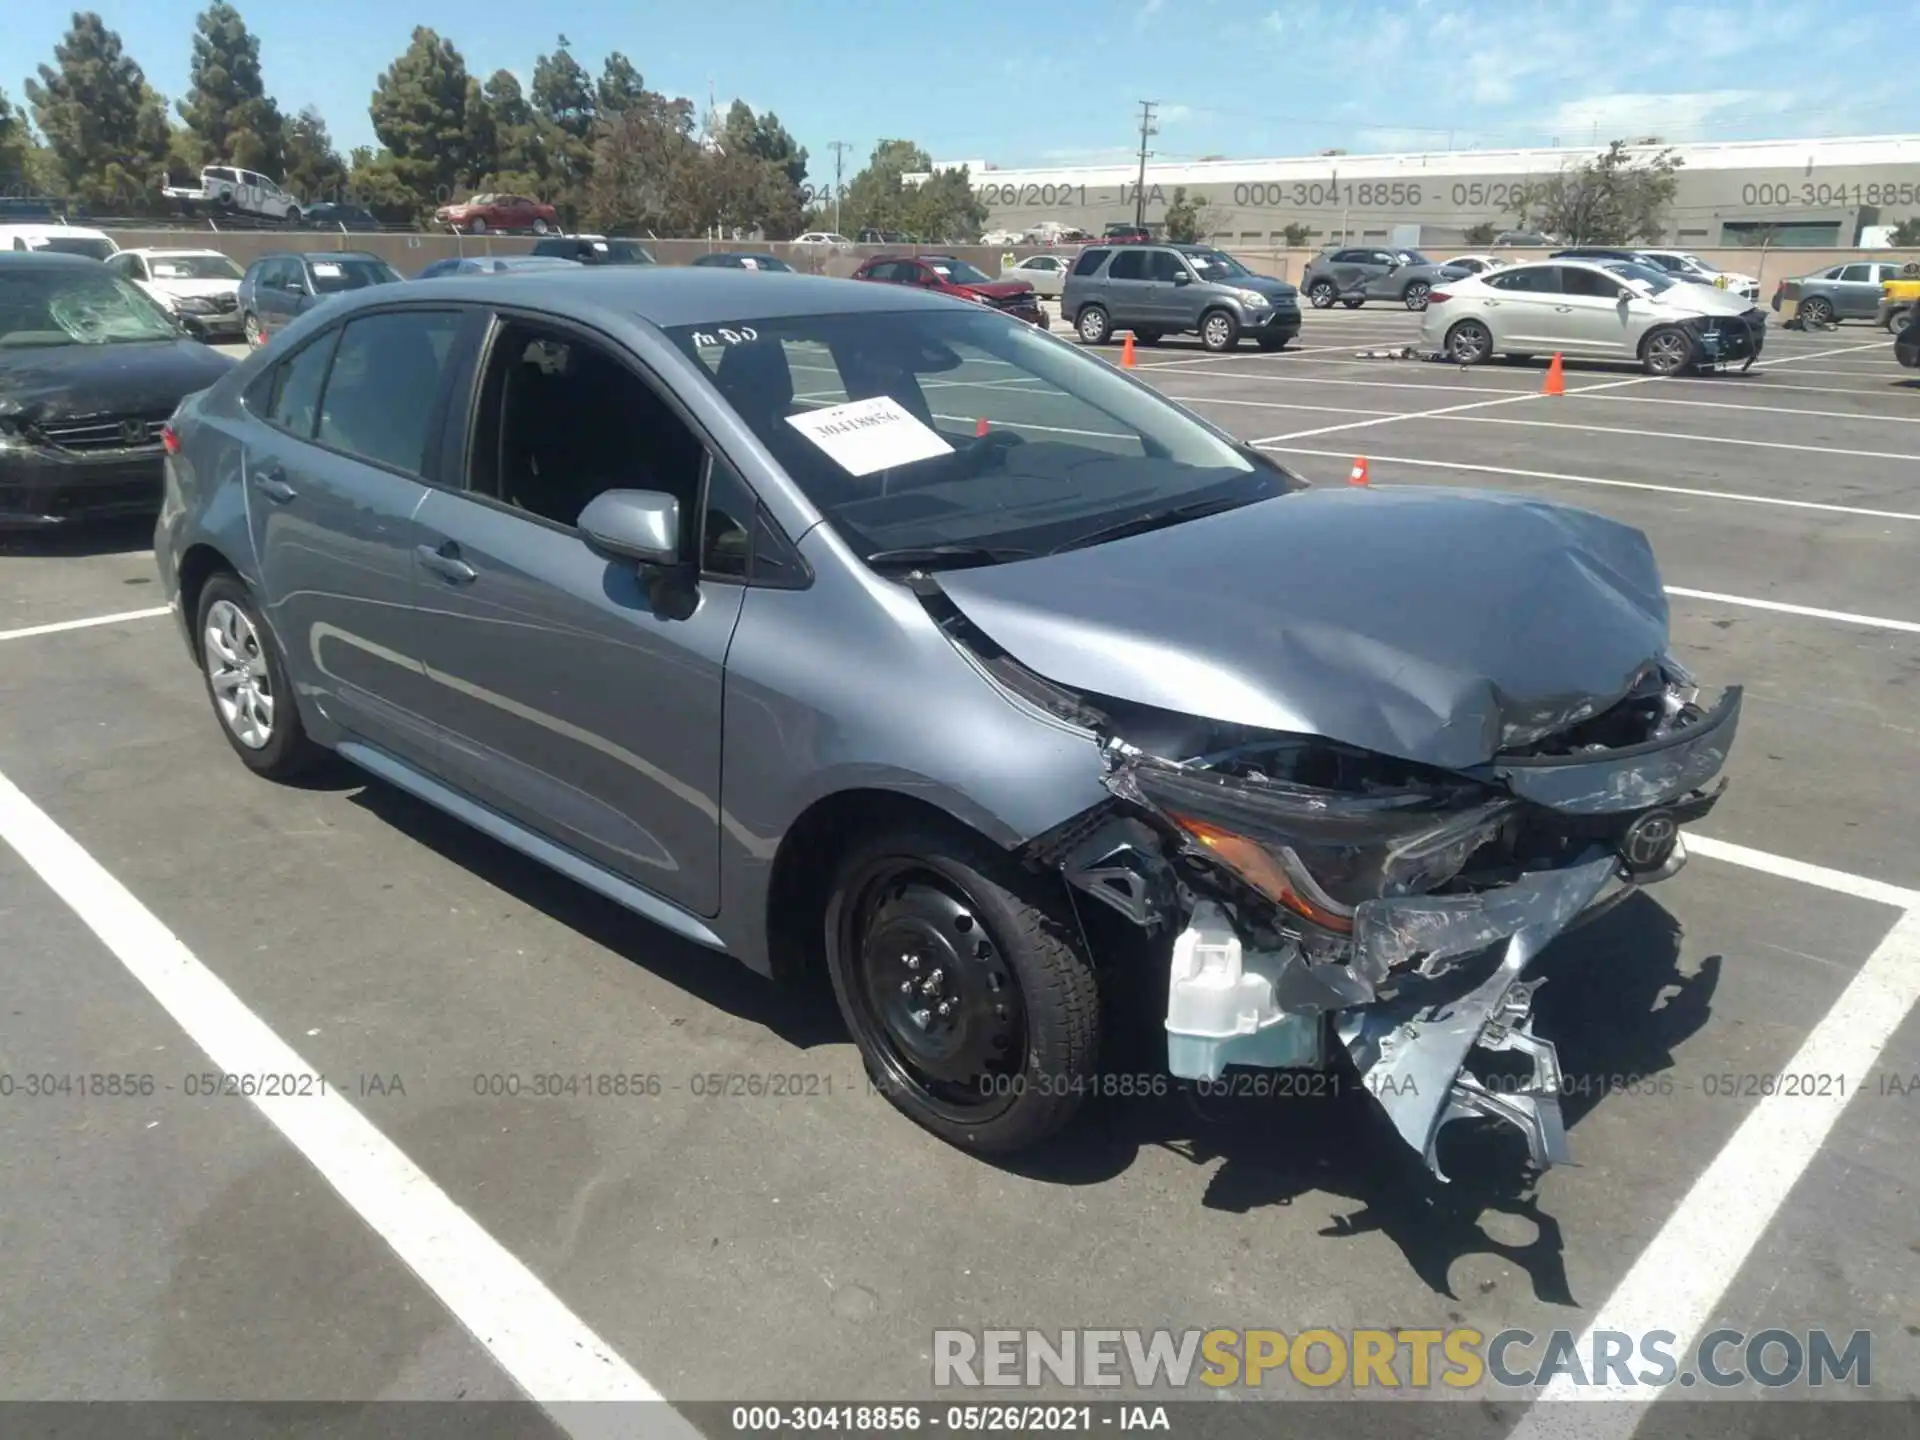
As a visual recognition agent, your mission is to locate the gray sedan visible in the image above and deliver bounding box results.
[155,266,1737,1180]
[1777,259,1908,324]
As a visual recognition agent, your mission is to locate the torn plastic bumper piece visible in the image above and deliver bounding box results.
[1337,847,1623,1180]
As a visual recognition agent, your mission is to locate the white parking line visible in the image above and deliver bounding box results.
[1690,834,1920,910]
[1508,905,1920,1438]
[1255,447,1920,524]
[1566,391,1920,425]
[0,769,695,1437]
[1665,586,1920,636]
[1751,338,1893,367]
[1249,372,1661,445]
[0,606,171,644]
[1439,413,1920,463]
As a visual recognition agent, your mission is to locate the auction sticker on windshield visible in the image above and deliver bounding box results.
[312,261,342,277]
[787,396,954,476]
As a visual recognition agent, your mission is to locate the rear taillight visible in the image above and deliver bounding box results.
[161,424,181,456]
[1427,290,1451,305]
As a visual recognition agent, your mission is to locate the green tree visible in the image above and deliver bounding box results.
[843,138,931,234]
[282,104,347,203]
[584,103,699,236]
[24,12,173,210]
[1281,221,1314,247]
[530,36,596,208]
[176,3,283,175]
[345,145,416,221]
[904,166,987,243]
[369,26,473,215]
[1889,217,1920,248]
[1462,220,1498,246]
[719,101,807,190]
[1162,185,1207,243]
[0,88,41,193]
[713,100,808,237]
[1516,140,1682,245]
[595,52,646,116]
[477,70,547,193]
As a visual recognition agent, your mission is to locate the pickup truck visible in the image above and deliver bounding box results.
[161,166,303,224]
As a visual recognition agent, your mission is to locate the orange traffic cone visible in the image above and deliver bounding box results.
[1348,456,1370,487]
[1542,353,1565,396]
[975,416,989,437]
[1121,333,1136,368]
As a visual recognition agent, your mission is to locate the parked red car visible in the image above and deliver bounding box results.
[433,193,558,235]
[851,254,1045,324]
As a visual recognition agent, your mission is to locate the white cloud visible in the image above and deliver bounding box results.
[1158,103,1193,125]
[1262,3,1323,40]
[1545,89,1796,144]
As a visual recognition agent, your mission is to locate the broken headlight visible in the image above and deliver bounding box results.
[1106,741,1516,932]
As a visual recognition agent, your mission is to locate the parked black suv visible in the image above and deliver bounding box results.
[529,235,656,265]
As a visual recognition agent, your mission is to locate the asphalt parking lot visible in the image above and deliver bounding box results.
[2,307,1918,1436]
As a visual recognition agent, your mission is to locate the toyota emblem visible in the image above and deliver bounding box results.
[1621,810,1678,874]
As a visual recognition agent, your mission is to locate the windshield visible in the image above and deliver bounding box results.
[667,309,1293,565]
[30,236,118,262]
[599,241,655,264]
[150,254,243,281]
[1602,261,1677,295]
[926,258,991,285]
[0,266,177,347]
[1184,249,1252,278]
[309,257,401,293]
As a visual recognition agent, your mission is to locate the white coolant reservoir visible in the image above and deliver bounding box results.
[1165,900,1323,1080]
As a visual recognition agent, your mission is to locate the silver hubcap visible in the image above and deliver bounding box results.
[1205,316,1230,346]
[1649,333,1687,371]
[1407,284,1428,309]
[1453,325,1487,361]
[1311,283,1333,307]
[1081,311,1104,340]
[1805,300,1830,323]
[205,599,274,749]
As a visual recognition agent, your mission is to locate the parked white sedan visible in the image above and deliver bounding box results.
[999,252,1072,297]
[1442,253,1507,276]
[1420,258,1767,374]
[105,247,246,341]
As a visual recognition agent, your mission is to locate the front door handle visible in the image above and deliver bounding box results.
[1554,305,1574,313]
[416,541,477,584]
[251,466,296,503]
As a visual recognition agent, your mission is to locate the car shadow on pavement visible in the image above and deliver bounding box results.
[1004,896,1715,1304]
[0,516,157,557]
[344,778,846,1053]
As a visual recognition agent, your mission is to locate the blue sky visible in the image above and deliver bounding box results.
[10,0,1914,176]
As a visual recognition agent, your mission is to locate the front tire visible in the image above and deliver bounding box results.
[1641,325,1694,376]
[824,825,1100,1154]
[195,573,325,780]
[1341,296,1365,309]
[1403,280,1431,310]
[1077,305,1112,345]
[1199,308,1240,352]
[468,217,487,235]
[243,312,263,347]
[532,218,550,235]
[1307,279,1337,308]
[1256,334,1291,351]
[1798,295,1834,327]
[1446,318,1493,365]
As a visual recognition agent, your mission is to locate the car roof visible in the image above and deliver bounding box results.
[269,251,385,262]
[124,247,229,257]
[0,250,107,270]
[311,265,964,329]
[0,223,112,239]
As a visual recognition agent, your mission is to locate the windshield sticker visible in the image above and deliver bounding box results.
[739,257,759,270]
[691,326,760,347]
[786,396,954,477]
[312,261,342,277]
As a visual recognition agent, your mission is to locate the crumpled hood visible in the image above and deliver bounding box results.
[1653,283,1757,317]
[0,341,233,424]
[934,486,1671,770]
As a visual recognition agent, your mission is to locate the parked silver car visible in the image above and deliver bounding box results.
[1421,258,1767,373]
[1299,247,1471,311]
[156,266,1737,1179]
[999,252,1072,298]
[1775,259,1909,325]
[1064,243,1300,351]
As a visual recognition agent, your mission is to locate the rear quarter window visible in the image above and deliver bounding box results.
[1071,248,1111,277]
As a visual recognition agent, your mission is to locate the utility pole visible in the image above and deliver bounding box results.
[828,140,852,235]
[1133,100,1158,229]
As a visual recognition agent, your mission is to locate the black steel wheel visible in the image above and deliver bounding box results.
[824,825,1100,1153]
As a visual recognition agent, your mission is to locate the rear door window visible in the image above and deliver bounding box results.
[1107,250,1147,281]
[315,310,463,474]
[1486,266,1561,293]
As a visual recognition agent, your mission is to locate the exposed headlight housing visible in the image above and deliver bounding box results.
[172,295,215,314]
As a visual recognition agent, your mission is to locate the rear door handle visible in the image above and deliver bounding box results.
[1554,305,1574,313]
[251,466,296,503]
[416,541,477,584]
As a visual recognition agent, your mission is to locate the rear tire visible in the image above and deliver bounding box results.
[824,824,1101,1154]
[1199,309,1240,352]
[1403,280,1431,310]
[1307,279,1337,308]
[195,573,326,781]
[1077,305,1112,345]
[1798,295,1834,327]
[1446,319,1493,365]
[1341,296,1365,309]
[532,218,550,235]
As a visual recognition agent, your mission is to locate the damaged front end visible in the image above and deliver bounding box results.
[1030,660,1739,1180]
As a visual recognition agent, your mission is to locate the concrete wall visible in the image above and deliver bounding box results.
[98,228,1920,300]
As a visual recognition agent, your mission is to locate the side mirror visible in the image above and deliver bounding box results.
[579,489,680,566]
[1171,271,1194,285]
